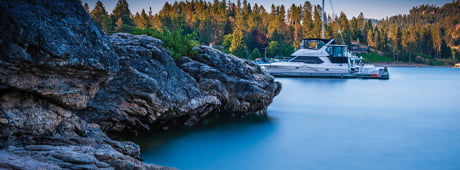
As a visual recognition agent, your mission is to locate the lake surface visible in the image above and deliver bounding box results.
[137,67,460,170]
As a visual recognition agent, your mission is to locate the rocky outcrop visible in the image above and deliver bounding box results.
[0,0,119,110]
[178,46,282,117]
[0,93,165,169]
[78,33,221,134]
[78,34,281,135]
[0,0,280,169]
[0,0,169,169]
[0,87,172,170]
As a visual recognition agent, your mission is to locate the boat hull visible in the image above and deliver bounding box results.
[268,71,389,79]
[262,63,390,79]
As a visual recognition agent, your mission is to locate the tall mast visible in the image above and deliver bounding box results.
[321,0,325,39]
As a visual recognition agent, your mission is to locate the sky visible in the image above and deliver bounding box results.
[82,0,453,20]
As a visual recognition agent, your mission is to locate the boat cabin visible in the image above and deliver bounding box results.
[295,38,349,64]
[327,45,349,63]
[300,38,332,50]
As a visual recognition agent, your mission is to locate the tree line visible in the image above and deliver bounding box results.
[83,0,460,64]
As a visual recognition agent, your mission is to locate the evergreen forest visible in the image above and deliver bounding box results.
[83,0,460,65]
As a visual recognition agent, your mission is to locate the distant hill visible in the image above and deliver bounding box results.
[366,1,460,64]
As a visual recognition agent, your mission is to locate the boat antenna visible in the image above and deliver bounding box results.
[321,0,325,39]
[329,0,345,44]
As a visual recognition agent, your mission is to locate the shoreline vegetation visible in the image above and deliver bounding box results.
[358,51,459,67]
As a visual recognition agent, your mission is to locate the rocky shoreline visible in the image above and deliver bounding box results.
[0,0,281,169]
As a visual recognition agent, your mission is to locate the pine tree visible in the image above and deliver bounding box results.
[407,25,418,62]
[267,5,286,41]
[338,12,352,45]
[350,17,358,41]
[419,27,433,56]
[248,4,264,30]
[431,25,442,58]
[288,4,302,48]
[229,28,248,58]
[83,3,90,14]
[302,1,314,38]
[90,1,111,33]
[199,16,214,45]
[112,0,132,27]
[114,17,125,32]
[367,29,374,47]
[390,26,402,61]
[279,5,287,40]
[134,9,149,29]
[313,5,322,38]
[267,4,277,38]
[363,19,373,43]
[440,39,452,59]
[356,12,365,43]
[212,0,229,44]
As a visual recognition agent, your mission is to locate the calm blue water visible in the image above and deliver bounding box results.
[137,67,460,170]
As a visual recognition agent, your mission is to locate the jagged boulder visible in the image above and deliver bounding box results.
[177,46,282,117]
[0,90,85,144]
[0,90,173,169]
[78,33,221,134]
[78,34,281,135]
[0,0,119,110]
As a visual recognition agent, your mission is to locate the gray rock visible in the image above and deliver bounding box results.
[4,143,173,170]
[0,0,173,169]
[0,121,175,170]
[0,151,60,169]
[78,33,281,135]
[79,33,221,134]
[0,0,280,169]
[0,0,119,110]
[0,90,85,141]
[177,46,282,118]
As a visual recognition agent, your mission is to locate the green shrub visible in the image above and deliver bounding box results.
[131,27,199,59]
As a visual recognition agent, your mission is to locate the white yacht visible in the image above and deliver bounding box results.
[259,0,389,79]
[259,38,389,79]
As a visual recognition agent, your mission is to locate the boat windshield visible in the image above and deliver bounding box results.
[327,45,348,57]
[301,39,326,50]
